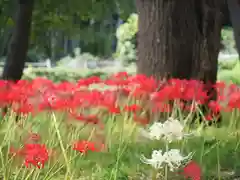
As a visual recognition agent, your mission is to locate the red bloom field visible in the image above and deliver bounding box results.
[0,72,240,179]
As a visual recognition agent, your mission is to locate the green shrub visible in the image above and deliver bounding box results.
[19,60,240,84]
[23,67,109,82]
[115,13,138,64]
[218,70,240,85]
[218,70,235,83]
[218,61,240,84]
[221,28,237,53]
[57,48,100,67]
[218,59,238,70]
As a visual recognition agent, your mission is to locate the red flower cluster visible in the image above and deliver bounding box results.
[10,139,105,169]
[10,144,49,169]
[182,161,201,180]
[0,73,238,124]
[73,140,105,154]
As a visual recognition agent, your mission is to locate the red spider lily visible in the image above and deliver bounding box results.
[98,90,120,113]
[151,102,172,113]
[133,114,149,125]
[70,112,100,125]
[30,78,53,90]
[10,144,49,169]
[214,82,227,101]
[112,71,129,79]
[128,75,158,93]
[182,161,201,180]
[204,114,213,121]
[208,101,222,114]
[23,132,41,143]
[120,87,131,96]
[184,104,197,112]
[204,111,221,121]
[107,105,121,114]
[104,78,129,86]
[1,73,240,123]
[54,81,76,92]
[73,140,104,154]
[228,92,240,110]
[12,102,35,114]
[131,88,149,98]
[77,76,101,87]
[124,104,142,113]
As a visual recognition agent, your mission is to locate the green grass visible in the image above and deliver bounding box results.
[1,105,240,179]
[218,59,240,85]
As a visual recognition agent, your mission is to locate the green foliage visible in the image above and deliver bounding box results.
[0,0,136,58]
[218,60,240,84]
[22,65,137,83]
[20,58,240,84]
[221,28,237,53]
[0,49,46,63]
[115,13,138,64]
[23,67,109,82]
[29,0,135,58]
[218,59,238,70]
[57,48,100,66]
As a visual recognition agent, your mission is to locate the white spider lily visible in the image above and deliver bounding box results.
[162,118,186,142]
[141,149,193,171]
[142,117,192,142]
[163,149,193,171]
[140,150,166,169]
[148,122,165,140]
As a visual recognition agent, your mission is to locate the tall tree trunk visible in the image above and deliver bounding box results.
[136,0,224,124]
[227,0,240,57]
[2,0,34,81]
[136,0,223,84]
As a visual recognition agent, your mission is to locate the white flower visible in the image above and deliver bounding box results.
[141,117,192,142]
[162,118,185,142]
[140,150,166,169]
[164,149,193,171]
[141,149,193,171]
[148,122,165,140]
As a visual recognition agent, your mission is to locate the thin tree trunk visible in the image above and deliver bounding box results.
[44,31,52,59]
[2,0,34,81]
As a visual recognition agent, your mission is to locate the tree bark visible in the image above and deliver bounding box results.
[136,0,224,125]
[2,0,34,82]
[227,0,240,57]
[136,0,223,85]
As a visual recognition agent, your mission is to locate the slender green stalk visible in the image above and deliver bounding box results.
[151,168,158,180]
[164,143,169,180]
[228,109,236,130]
[200,138,205,165]
[112,113,128,180]
[51,112,71,179]
[216,141,221,180]
[105,114,116,150]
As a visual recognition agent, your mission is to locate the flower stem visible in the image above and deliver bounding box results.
[216,141,221,180]
[51,112,71,178]
[165,143,169,180]
[151,169,158,180]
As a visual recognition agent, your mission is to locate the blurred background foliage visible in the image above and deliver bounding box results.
[0,0,239,84]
